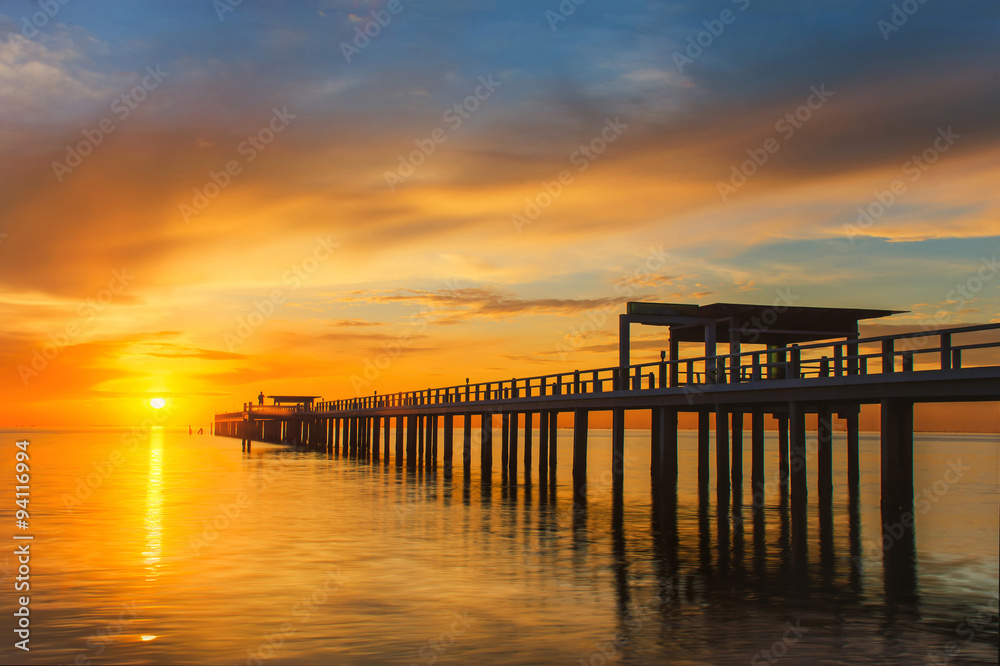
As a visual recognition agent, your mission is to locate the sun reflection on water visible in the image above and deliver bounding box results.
[143,427,163,583]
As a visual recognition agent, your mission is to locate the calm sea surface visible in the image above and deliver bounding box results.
[0,426,997,665]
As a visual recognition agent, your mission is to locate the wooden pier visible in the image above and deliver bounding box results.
[215,302,1000,587]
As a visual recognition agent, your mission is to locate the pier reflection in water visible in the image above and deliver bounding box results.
[305,424,995,664]
[4,427,996,665]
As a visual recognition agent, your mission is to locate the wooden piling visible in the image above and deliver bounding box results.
[501,412,510,470]
[463,414,472,470]
[523,411,533,482]
[663,408,678,482]
[777,415,789,494]
[406,415,417,468]
[443,415,454,466]
[394,415,404,466]
[698,409,710,488]
[612,407,625,492]
[538,410,549,478]
[731,410,744,492]
[789,402,806,506]
[509,412,519,480]
[716,407,730,501]
[751,408,764,503]
[383,417,390,463]
[846,411,860,487]
[548,411,558,473]
[481,413,493,472]
[573,409,588,491]
[817,406,833,500]
[880,399,914,514]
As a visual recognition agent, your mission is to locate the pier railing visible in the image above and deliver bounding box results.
[298,323,998,412]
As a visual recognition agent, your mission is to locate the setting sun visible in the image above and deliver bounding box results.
[149,398,166,410]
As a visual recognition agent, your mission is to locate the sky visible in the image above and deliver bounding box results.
[0,0,998,429]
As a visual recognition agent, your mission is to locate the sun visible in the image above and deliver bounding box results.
[149,397,167,409]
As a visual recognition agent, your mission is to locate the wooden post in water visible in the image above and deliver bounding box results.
[731,410,744,493]
[880,398,916,601]
[789,402,807,506]
[663,408,678,482]
[443,415,454,467]
[406,415,417,468]
[612,407,625,493]
[383,417,390,464]
[650,406,661,478]
[846,409,860,487]
[500,412,510,471]
[394,416,404,466]
[431,415,439,464]
[573,409,588,492]
[751,408,764,503]
[548,411,558,474]
[880,399,914,514]
[777,414,789,494]
[417,415,425,463]
[334,418,341,453]
[538,411,549,479]
[716,407,730,503]
[698,409,710,489]
[817,406,833,501]
[463,414,472,471]
[523,411,533,483]
[509,412,519,481]
[481,413,493,473]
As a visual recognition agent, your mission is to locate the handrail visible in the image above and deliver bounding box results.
[286,323,1000,413]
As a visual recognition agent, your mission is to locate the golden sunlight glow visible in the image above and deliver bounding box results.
[149,398,167,409]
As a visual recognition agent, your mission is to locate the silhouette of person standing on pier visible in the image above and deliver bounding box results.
[258,391,264,406]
